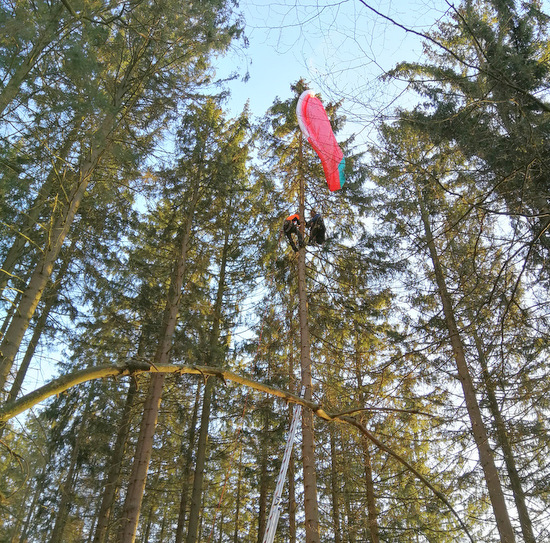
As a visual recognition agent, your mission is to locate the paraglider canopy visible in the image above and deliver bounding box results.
[296,89,346,192]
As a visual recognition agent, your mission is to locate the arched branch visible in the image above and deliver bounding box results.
[0,363,331,424]
[0,362,472,541]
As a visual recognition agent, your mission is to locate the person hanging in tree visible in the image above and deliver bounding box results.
[283,212,304,252]
[306,210,326,246]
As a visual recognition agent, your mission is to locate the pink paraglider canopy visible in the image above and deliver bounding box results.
[296,90,346,192]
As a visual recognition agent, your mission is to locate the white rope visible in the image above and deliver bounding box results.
[262,399,302,543]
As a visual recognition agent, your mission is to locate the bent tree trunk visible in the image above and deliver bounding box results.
[417,187,516,543]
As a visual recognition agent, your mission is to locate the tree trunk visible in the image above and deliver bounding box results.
[118,373,165,543]
[118,186,199,543]
[0,110,120,391]
[48,388,94,543]
[297,134,321,543]
[175,383,202,543]
[343,484,357,543]
[0,4,66,116]
[93,377,138,543]
[473,331,535,543]
[0,120,83,299]
[329,425,342,543]
[417,188,516,543]
[186,227,231,543]
[257,411,270,543]
[288,321,297,543]
[6,239,76,405]
[353,341,380,543]
[233,445,244,543]
[360,436,379,543]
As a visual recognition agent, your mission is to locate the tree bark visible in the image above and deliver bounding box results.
[186,227,231,543]
[118,186,199,543]
[297,134,321,543]
[473,331,535,543]
[175,383,202,543]
[93,378,138,543]
[417,187,516,543]
[329,425,343,543]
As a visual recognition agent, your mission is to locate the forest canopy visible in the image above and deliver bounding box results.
[1,1,550,543]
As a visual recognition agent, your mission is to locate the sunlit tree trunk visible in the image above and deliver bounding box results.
[48,389,94,543]
[288,312,297,543]
[353,337,379,543]
[233,445,244,543]
[329,425,342,543]
[473,331,535,543]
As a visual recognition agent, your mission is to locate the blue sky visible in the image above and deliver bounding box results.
[217,0,452,144]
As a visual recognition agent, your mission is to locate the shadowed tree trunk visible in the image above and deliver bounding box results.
[417,185,516,543]
[175,383,202,543]
[93,377,138,543]
[186,226,231,543]
[118,185,199,543]
[297,133,321,543]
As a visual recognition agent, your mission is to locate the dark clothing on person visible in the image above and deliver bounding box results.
[306,213,326,245]
[283,213,304,252]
